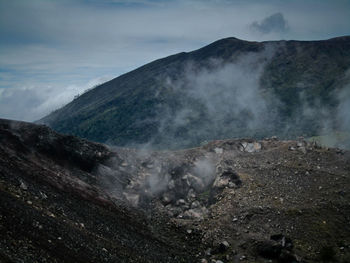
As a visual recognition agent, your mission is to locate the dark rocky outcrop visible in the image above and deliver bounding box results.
[0,119,200,262]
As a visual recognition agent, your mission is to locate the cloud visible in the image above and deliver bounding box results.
[0,76,112,121]
[250,12,289,34]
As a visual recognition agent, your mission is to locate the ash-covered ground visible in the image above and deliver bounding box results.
[0,119,349,263]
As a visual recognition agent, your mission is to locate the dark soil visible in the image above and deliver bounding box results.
[1,119,349,263]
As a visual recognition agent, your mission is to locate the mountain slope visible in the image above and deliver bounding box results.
[40,36,350,149]
[1,119,350,262]
[0,119,200,262]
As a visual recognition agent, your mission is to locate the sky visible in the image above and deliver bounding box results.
[0,0,350,121]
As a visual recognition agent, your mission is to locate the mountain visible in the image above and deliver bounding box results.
[1,119,350,262]
[0,119,200,262]
[40,36,350,149]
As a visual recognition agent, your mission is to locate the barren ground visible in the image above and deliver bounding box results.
[0,119,349,263]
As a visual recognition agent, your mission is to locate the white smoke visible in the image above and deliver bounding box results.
[149,44,279,148]
[191,155,216,186]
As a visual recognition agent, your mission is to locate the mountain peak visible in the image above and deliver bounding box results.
[40,37,350,149]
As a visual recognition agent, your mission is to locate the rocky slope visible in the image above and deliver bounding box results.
[1,119,350,262]
[0,119,200,262]
[40,36,350,149]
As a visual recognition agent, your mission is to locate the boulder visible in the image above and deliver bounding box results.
[213,170,242,189]
[187,173,206,191]
[183,209,203,220]
[214,147,223,154]
[240,142,262,153]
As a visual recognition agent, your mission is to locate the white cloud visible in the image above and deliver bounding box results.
[0,76,112,121]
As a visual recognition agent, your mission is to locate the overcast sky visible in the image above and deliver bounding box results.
[1,0,350,121]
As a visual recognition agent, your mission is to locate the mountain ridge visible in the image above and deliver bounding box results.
[40,36,350,149]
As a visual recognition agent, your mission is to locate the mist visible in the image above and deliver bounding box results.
[145,45,280,148]
[334,83,350,149]
[129,43,350,150]
[0,76,111,122]
[95,140,223,209]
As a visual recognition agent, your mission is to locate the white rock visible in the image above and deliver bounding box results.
[221,240,230,248]
[187,174,205,191]
[123,192,140,207]
[213,176,230,188]
[187,188,197,199]
[162,195,171,205]
[298,146,307,154]
[20,181,27,190]
[183,209,203,220]
[176,199,186,205]
[228,182,235,188]
[168,179,175,190]
[214,147,223,154]
[181,175,191,187]
[121,162,128,167]
[191,201,201,209]
[244,142,262,153]
[40,192,48,199]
